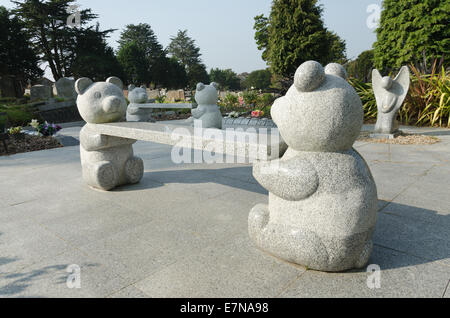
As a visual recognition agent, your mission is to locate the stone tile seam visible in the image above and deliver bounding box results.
[378,164,438,214]
[379,210,450,228]
[442,279,450,298]
[103,281,152,298]
[373,243,450,268]
[274,271,308,297]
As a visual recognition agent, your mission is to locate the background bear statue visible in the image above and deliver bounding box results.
[127,84,155,122]
[76,77,144,191]
[248,61,378,272]
[189,82,223,129]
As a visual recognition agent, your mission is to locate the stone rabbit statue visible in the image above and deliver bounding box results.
[372,66,410,135]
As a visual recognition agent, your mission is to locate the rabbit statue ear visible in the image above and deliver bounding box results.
[75,78,93,95]
[106,76,123,90]
[394,66,410,89]
[196,83,205,91]
[128,84,136,92]
[211,82,220,90]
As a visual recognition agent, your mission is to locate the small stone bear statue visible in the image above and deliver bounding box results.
[372,66,410,136]
[127,85,155,122]
[190,82,223,129]
[249,61,378,272]
[76,77,144,191]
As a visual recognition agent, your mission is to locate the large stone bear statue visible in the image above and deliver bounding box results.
[76,77,144,191]
[190,82,223,129]
[249,61,378,272]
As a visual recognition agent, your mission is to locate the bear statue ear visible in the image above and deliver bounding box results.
[210,82,219,90]
[106,76,123,90]
[294,61,325,92]
[196,83,205,91]
[75,78,93,95]
[140,85,146,89]
[128,84,136,92]
[324,63,348,80]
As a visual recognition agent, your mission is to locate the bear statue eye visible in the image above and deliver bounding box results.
[94,92,102,99]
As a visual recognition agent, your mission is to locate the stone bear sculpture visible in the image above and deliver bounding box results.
[126,85,155,122]
[190,82,222,129]
[372,66,410,135]
[248,61,378,272]
[76,77,144,191]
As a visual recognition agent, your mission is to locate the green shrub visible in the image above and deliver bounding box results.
[347,77,377,121]
[243,90,258,106]
[406,62,450,127]
[221,93,239,108]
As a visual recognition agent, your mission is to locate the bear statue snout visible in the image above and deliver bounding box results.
[103,96,124,113]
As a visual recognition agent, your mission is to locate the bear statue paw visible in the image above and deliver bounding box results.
[248,204,270,235]
[92,161,118,191]
[125,156,144,184]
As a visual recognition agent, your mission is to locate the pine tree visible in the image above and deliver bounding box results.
[254,0,347,79]
[167,30,209,88]
[71,24,123,82]
[373,0,450,73]
[118,23,186,87]
[12,0,106,80]
[118,23,165,65]
[117,41,150,85]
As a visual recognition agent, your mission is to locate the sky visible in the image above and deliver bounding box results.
[0,0,383,80]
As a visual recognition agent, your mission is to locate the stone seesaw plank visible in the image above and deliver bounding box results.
[134,103,192,109]
[92,122,287,160]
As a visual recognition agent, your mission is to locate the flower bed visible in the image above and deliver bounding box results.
[0,134,62,156]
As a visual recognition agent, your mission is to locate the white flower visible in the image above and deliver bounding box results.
[29,119,39,129]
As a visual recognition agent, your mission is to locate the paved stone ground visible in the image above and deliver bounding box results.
[0,123,449,298]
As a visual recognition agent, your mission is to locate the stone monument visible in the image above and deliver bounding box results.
[371,66,410,138]
[75,77,144,191]
[248,61,378,272]
[189,82,223,129]
[30,84,52,101]
[55,77,77,100]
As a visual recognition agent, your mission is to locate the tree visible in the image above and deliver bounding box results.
[12,0,108,80]
[151,56,188,89]
[325,31,347,65]
[253,0,347,79]
[118,23,180,86]
[0,6,42,97]
[373,0,449,73]
[209,68,241,90]
[346,50,374,82]
[167,29,209,88]
[118,24,165,68]
[186,63,209,88]
[242,69,272,90]
[254,15,270,61]
[117,41,150,85]
[70,24,123,81]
